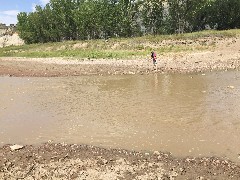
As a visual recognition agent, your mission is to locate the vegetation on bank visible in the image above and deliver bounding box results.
[17,0,240,44]
[0,29,239,59]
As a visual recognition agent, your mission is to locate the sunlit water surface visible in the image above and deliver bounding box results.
[0,71,240,162]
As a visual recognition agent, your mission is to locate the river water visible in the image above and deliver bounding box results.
[0,71,240,162]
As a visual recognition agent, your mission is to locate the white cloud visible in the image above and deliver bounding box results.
[0,0,50,26]
[1,10,19,16]
[0,10,19,25]
[40,0,50,6]
[32,3,37,12]
[0,15,17,25]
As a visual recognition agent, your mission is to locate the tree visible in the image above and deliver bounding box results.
[207,0,240,30]
[50,0,78,40]
[167,0,210,33]
[16,0,240,44]
[139,0,165,35]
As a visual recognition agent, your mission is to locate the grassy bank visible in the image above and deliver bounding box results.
[1,29,240,59]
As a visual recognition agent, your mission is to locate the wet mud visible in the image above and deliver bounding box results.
[1,143,240,180]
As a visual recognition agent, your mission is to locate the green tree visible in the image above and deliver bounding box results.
[139,0,164,34]
[167,0,210,33]
[50,0,78,40]
[207,0,240,30]
[17,12,31,43]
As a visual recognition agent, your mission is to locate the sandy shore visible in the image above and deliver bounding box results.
[1,37,240,179]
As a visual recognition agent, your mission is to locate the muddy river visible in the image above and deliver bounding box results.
[0,71,240,162]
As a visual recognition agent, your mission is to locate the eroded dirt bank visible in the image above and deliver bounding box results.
[1,143,240,180]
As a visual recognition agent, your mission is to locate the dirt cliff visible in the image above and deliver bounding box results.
[0,33,24,48]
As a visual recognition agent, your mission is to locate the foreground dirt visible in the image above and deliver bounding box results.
[1,143,240,180]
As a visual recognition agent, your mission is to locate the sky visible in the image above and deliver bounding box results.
[0,0,50,25]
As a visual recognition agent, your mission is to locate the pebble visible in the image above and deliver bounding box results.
[10,144,24,151]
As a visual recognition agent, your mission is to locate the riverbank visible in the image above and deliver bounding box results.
[1,143,240,179]
[0,39,240,77]
[0,30,240,77]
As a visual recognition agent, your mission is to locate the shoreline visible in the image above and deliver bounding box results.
[0,52,240,77]
[1,143,240,179]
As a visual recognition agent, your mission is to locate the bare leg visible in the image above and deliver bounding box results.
[153,60,157,71]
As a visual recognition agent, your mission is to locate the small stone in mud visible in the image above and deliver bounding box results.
[10,144,24,151]
[227,86,235,89]
[153,151,160,156]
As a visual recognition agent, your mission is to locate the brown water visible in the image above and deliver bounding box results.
[0,72,240,162]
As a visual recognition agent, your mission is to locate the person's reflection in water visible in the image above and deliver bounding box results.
[154,73,158,91]
[162,74,171,95]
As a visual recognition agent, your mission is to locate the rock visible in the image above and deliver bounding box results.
[10,144,24,151]
[227,86,234,89]
[129,71,135,74]
[153,151,160,156]
[169,171,178,178]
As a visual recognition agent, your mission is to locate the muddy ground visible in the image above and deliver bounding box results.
[1,37,240,179]
[0,52,240,77]
[1,143,240,180]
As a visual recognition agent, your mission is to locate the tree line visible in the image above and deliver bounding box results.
[17,0,240,44]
